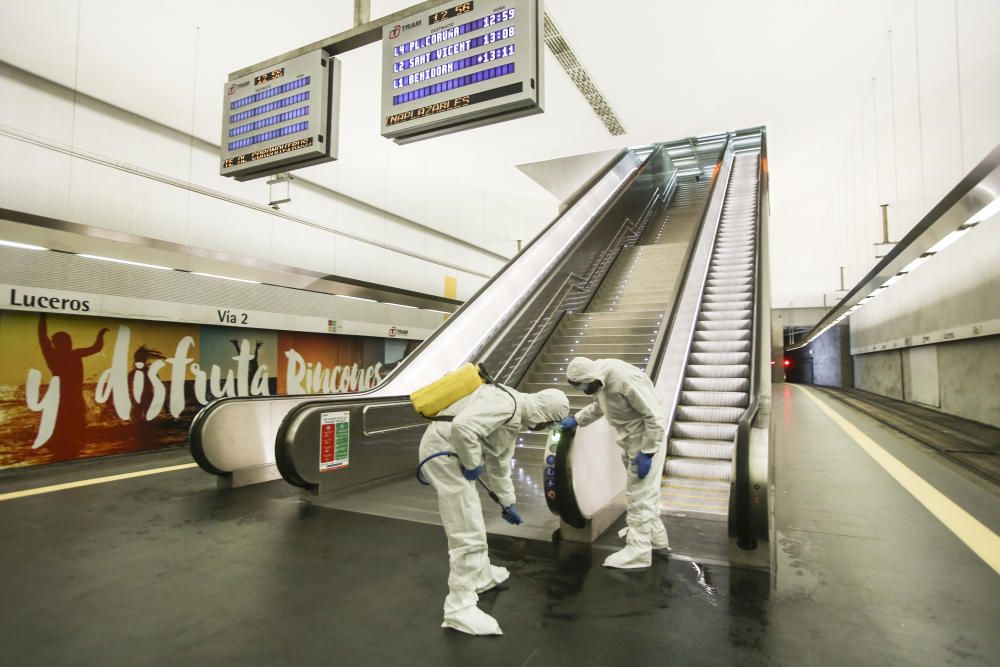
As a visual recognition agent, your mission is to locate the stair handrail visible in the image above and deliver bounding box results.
[495,190,661,385]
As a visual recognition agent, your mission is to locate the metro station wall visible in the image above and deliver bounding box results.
[0,1,559,301]
[772,0,1000,308]
[0,309,420,469]
[853,336,1000,429]
[849,210,1000,425]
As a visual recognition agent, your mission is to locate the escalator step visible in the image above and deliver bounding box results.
[693,329,751,341]
[676,405,744,423]
[668,438,735,459]
[664,457,732,482]
[692,340,750,353]
[686,363,749,378]
[689,351,751,365]
[683,376,749,392]
[679,390,749,407]
[672,421,738,440]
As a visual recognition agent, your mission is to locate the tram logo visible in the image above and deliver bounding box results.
[389,25,401,39]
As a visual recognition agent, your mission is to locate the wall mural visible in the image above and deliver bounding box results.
[0,310,420,469]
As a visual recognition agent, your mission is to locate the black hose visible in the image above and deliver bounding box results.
[416,450,504,509]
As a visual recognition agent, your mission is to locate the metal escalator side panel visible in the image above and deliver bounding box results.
[275,395,422,492]
[189,150,646,479]
[273,150,672,492]
[189,394,314,476]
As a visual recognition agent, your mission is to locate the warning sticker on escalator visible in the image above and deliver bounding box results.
[319,411,350,471]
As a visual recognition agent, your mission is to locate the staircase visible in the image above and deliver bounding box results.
[662,153,760,515]
[516,180,711,448]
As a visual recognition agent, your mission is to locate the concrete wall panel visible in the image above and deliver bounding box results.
[854,349,904,399]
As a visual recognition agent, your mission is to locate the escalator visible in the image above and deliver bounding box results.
[663,153,759,515]
[189,129,771,559]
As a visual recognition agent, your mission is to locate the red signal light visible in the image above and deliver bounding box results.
[783,359,791,368]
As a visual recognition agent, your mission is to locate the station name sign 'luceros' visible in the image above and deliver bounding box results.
[220,50,341,181]
[380,0,543,144]
[1,285,432,340]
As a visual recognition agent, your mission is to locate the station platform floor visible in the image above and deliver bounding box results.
[0,383,998,666]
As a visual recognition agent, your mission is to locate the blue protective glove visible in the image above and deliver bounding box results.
[461,463,484,481]
[560,415,577,430]
[501,504,523,525]
[633,452,654,480]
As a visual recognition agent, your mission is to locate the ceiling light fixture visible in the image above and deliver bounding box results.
[335,294,377,303]
[791,194,997,351]
[0,239,47,251]
[192,272,260,284]
[77,254,172,271]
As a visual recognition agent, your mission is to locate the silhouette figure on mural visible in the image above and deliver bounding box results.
[129,345,167,445]
[230,338,264,383]
[37,313,108,457]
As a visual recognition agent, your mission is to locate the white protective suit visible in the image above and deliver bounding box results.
[418,384,569,635]
[567,356,669,568]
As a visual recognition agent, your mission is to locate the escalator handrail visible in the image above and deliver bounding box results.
[730,147,766,547]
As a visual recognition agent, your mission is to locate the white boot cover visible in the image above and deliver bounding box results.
[603,543,653,569]
[442,605,503,635]
[475,564,510,594]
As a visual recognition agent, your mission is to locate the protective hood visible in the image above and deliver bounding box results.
[522,388,570,426]
[566,357,603,385]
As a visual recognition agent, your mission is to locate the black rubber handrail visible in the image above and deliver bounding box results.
[730,146,766,549]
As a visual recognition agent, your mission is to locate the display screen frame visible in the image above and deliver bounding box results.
[220,50,340,181]
[379,0,542,144]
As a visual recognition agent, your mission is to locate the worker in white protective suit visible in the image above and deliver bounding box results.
[418,384,570,635]
[561,357,669,569]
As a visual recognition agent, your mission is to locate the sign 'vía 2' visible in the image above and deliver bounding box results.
[380,0,543,144]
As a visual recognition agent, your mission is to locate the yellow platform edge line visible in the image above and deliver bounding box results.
[796,385,1000,576]
[0,463,199,502]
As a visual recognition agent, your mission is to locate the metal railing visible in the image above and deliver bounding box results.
[494,202,655,385]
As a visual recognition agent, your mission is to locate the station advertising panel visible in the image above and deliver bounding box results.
[380,0,543,144]
[221,50,341,181]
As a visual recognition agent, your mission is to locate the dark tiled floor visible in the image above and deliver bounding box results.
[1,384,998,666]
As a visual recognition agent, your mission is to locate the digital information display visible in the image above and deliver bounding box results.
[380,0,542,144]
[220,50,340,181]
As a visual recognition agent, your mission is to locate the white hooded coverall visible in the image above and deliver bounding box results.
[418,384,569,635]
[567,357,669,567]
